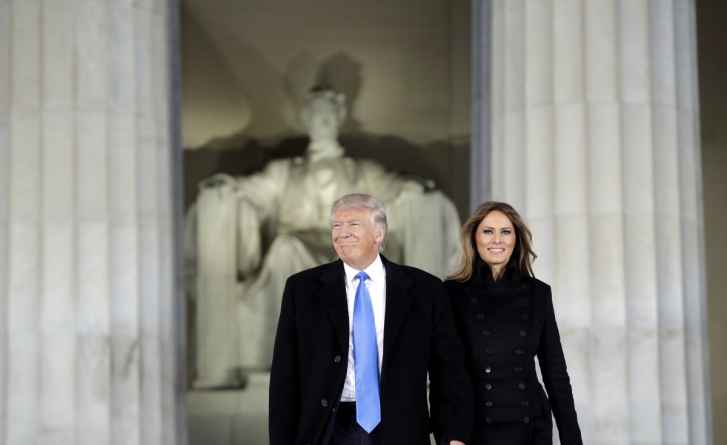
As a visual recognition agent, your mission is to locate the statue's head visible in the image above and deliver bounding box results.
[300,86,347,144]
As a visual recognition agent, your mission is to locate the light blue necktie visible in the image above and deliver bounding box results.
[353,271,381,432]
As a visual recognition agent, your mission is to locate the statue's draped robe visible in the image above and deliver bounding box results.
[186,156,461,385]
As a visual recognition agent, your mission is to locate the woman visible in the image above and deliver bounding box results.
[444,202,582,445]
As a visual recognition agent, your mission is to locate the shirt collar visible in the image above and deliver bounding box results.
[343,254,385,285]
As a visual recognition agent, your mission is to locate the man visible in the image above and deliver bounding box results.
[269,193,473,445]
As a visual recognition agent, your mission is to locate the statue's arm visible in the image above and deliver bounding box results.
[234,160,290,217]
[191,161,289,279]
[357,159,424,203]
[232,161,291,276]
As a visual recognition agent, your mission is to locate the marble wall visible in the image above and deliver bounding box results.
[0,1,183,443]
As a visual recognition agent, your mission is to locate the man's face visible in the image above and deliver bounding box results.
[331,207,383,270]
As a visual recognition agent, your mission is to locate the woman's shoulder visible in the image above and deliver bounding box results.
[527,276,550,290]
[521,276,553,301]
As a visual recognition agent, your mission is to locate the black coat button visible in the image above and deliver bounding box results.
[481,329,491,336]
[471,297,477,303]
[518,382,526,390]
[333,355,342,363]
[476,313,485,320]
[514,366,524,373]
[521,313,529,320]
[514,348,524,355]
[485,417,492,424]
[485,347,494,354]
[320,398,328,407]
[485,401,493,407]
[485,383,493,391]
[484,366,492,374]
[521,400,530,407]
[519,330,527,336]
[523,416,531,424]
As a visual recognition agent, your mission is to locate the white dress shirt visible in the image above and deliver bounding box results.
[340,255,386,402]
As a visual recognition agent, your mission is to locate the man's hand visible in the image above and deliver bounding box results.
[449,441,465,445]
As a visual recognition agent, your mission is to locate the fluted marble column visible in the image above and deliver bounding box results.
[483,0,711,444]
[0,1,182,444]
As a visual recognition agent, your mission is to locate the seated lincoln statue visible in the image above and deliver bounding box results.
[185,86,461,388]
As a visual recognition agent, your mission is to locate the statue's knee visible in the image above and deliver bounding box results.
[267,235,302,257]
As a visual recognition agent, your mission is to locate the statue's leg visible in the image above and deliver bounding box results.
[390,190,462,279]
[193,275,244,389]
[240,235,320,372]
[193,189,243,389]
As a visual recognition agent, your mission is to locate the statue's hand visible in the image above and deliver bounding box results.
[200,173,236,190]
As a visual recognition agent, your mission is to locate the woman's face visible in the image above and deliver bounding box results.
[475,210,517,272]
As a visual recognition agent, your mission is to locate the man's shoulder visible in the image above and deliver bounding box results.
[442,278,466,292]
[384,258,441,285]
[286,259,341,285]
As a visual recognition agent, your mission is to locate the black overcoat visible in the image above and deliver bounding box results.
[269,257,473,445]
[444,272,583,445]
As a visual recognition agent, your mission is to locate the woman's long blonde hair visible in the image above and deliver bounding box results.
[449,201,537,282]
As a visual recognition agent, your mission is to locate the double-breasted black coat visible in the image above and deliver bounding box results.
[269,257,473,445]
[444,269,582,445]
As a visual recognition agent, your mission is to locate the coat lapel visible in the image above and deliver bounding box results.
[381,258,414,371]
[318,257,416,373]
[319,260,349,353]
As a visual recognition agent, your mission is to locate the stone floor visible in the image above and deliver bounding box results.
[187,373,270,445]
[187,372,443,445]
